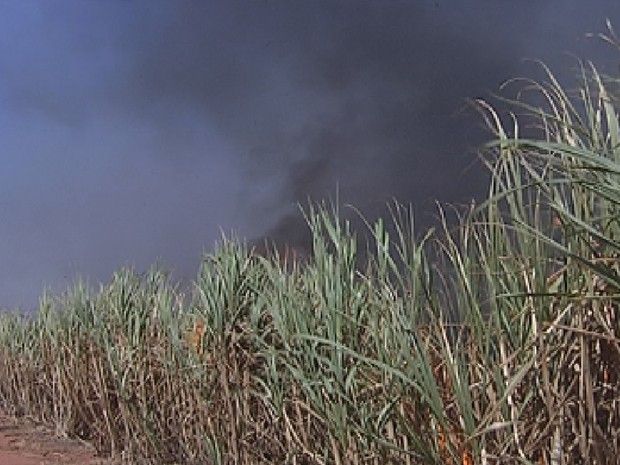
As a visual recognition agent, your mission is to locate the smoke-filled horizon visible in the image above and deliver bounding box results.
[0,1,618,310]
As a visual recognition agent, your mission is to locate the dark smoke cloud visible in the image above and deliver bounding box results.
[113,1,619,245]
[0,1,618,309]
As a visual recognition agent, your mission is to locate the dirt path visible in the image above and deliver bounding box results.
[0,412,112,465]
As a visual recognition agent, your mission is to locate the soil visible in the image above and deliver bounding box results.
[0,411,113,465]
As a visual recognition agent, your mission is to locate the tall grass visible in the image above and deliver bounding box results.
[0,28,618,464]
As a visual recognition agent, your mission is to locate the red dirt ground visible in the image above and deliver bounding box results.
[0,411,113,465]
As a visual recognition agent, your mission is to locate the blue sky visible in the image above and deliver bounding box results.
[0,1,618,310]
